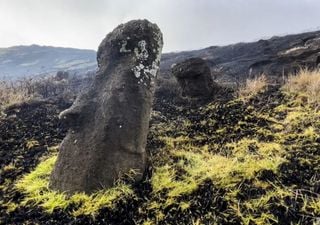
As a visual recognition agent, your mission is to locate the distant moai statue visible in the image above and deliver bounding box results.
[55,71,69,81]
[172,57,216,98]
[49,19,163,194]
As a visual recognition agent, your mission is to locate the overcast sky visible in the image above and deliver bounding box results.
[0,0,320,52]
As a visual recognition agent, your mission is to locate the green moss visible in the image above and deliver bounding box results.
[308,198,320,215]
[15,154,135,216]
[142,83,320,224]
[147,135,287,223]
[3,201,19,213]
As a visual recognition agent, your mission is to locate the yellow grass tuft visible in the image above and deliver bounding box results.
[283,69,320,108]
[0,80,33,111]
[238,75,268,100]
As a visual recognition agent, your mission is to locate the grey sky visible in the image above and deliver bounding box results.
[0,0,320,52]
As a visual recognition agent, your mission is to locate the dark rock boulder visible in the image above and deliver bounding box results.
[172,58,215,97]
[49,19,163,194]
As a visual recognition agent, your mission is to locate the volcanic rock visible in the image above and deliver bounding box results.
[49,19,163,194]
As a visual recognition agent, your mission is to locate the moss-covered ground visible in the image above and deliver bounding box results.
[0,83,319,224]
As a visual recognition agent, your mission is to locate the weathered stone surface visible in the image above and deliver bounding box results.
[49,19,163,194]
[172,58,214,97]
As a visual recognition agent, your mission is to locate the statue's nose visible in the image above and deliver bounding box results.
[59,106,81,128]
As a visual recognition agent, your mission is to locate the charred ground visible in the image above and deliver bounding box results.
[0,78,319,224]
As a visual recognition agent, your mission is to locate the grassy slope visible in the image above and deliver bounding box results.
[0,72,320,225]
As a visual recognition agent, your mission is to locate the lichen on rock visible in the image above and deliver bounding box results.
[119,40,131,53]
[132,37,162,87]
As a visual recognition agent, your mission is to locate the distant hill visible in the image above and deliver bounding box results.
[0,45,96,79]
[1,30,320,82]
[161,30,320,84]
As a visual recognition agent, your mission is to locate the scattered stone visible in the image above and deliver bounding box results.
[49,19,163,194]
[172,58,215,98]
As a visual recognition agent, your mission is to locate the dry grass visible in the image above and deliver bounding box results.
[0,80,33,110]
[283,69,320,108]
[238,74,268,100]
[0,73,86,114]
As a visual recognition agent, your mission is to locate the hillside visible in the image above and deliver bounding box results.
[1,30,320,83]
[0,45,96,79]
[161,30,320,84]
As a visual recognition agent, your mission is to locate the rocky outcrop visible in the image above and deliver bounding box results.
[49,19,163,194]
[172,58,215,97]
[161,30,320,85]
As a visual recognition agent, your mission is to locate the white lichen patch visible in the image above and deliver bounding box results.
[133,70,141,78]
[134,40,149,60]
[151,30,163,73]
[133,63,145,78]
[120,40,131,53]
[144,61,159,78]
[132,61,159,86]
[131,34,163,87]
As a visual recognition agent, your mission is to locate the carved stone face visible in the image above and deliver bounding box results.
[50,20,163,194]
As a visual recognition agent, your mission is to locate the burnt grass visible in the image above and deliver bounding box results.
[1,87,320,225]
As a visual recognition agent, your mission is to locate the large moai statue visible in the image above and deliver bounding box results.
[49,19,163,194]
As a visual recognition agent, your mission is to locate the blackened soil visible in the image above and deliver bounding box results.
[0,87,319,225]
[0,99,70,224]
